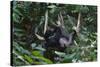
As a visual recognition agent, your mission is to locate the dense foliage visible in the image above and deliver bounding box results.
[11,1,97,66]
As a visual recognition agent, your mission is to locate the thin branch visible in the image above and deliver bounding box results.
[76,12,81,33]
[57,15,61,26]
[59,12,65,28]
[13,50,30,65]
[35,13,45,40]
[44,10,48,34]
[56,11,65,28]
[35,25,45,40]
[35,33,45,40]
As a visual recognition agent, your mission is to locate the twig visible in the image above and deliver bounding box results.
[35,33,45,40]
[59,12,65,28]
[44,10,48,34]
[76,12,81,33]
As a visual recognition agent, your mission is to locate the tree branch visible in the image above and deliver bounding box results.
[76,12,81,33]
[44,10,48,34]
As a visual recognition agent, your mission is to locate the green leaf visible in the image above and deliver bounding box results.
[14,28,24,32]
[48,5,56,8]
[37,56,53,64]
[32,50,53,64]
[55,51,66,57]
[13,13,20,23]
[24,55,33,64]
[32,51,42,57]
[62,53,76,63]
[13,7,23,16]
[31,43,37,49]
[35,46,45,51]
